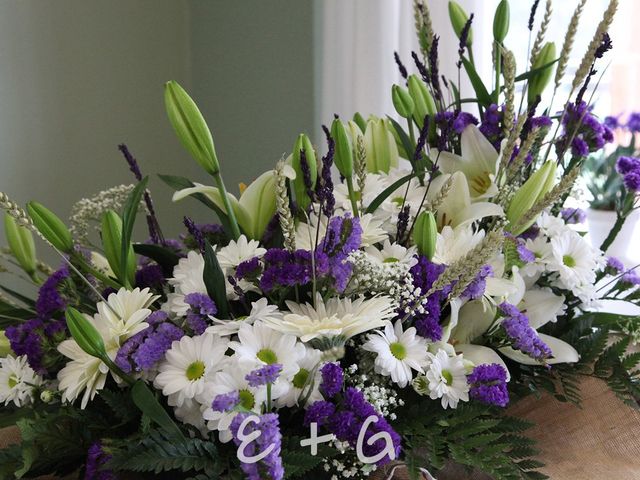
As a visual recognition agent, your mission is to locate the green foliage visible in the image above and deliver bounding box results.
[108,430,221,476]
[281,436,338,479]
[396,398,547,480]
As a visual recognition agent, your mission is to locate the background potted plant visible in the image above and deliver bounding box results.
[583,114,640,264]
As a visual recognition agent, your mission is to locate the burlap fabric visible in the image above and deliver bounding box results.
[3,376,639,479]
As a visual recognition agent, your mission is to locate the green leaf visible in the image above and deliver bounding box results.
[203,241,229,319]
[131,380,185,440]
[460,56,492,107]
[514,58,559,82]
[387,116,415,162]
[158,174,234,236]
[365,173,419,214]
[120,177,149,288]
[133,243,181,277]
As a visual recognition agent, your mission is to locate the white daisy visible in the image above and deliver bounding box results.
[277,347,324,408]
[365,240,418,268]
[165,251,207,316]
[334,173,387,213]
[154,332,228,407]
[228,321,305,379]
[537,212,566,237]
[548,230,598,289]
[0,355,42,407]
[216,235,266,271]
[207,298,283,337]
[201,360,268,442]
[58,288,157,408]
[521,235,552,277]
[424,349,469,409]
[264,293,397,343]
[363,321,429,388]
[358,213,388,247]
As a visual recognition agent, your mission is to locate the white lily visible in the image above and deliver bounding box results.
[428,171,504,229]
[438,125,500,199]
[172,170,277,240]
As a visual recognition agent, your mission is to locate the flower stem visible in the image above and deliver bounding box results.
[213,172,241,240]
[346,177,360,217]
[600,212,626,252]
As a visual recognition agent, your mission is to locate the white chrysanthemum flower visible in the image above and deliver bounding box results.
[537,212,566,237]
[165,251,207,316]
[521,235,552,277]
[229,321,305,378]
[433,225,484,265]
[424,349,469,409]
[58,288,158,408]
[216,235,266,271]
[365,240,418,267]
[548,230,598,289]
[358,213,388,247]
[201,360,268,442]
[154,332,228,407]
[277,347,324,408]
[363,321,429,388]
[263,294,397,343]
[208,298,283,337]
[0,355,42,407]
[334,173,387,213]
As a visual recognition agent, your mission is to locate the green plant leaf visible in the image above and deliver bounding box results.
[203,241,229,319]
[133,243,181,276]
[365,173,418,214]
[460,57,492,107]
[120,177,149,288]
[131,380,184,440]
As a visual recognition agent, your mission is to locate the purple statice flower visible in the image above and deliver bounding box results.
[304,401,336,427]
[320,362,343,398]
[461,265,493,300]
[35,267,69,319]
[259,248,329,292]
[236,256,262,280]
[246,364,282,387]
[530,115,552,129]
[184,293,216,335]
[621,270,640,286]
[85,441,115,480]
[135,264,165,290]
[5,319,46,374]
[409,256,451,341]
[230,413,284,480]
[557,101,612,157]
[467,363,509,407]
[183,216,205,253]
[212,391,240,413]
[604,115,620,130]
[453,112,478,134]
[623,171,640,192]
[519,224,540,241]
[320,214,362,259]
[606,256,625,274]
[616,156,640,175]
[479,104,504,151]
[115,311,183,373]
[517,243,536,264]
[560,207,587,224]
[627,112,640,132]
[499,303,551,361]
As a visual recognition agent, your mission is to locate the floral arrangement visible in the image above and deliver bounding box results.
[1,1,639,479]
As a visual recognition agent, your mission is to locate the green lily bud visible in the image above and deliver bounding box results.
[391,85,415,119]
[493,0,510,43]
[0,331,12,357]
[528,42,556,104]
[407,75,436,128]
[65,307,107,359]
[164,80,219,176]
[101,210,136,286]
[291,134,317,210]
[364,118,400,174]
[448,1,473,46]
[352,112,367,133]
[507,160,557,234]
[26,202,74,253]
[413,211,438,260]
[331,119,354,178]
[4,213,36,276]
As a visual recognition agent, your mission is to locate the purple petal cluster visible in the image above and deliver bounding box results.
[621,270,640,286]
[319,214,362,259]
[236,256,262,280]
[498,303,551,361]
[84,441,115,480]
[135,264,166,290]
[606,256,625,274]
[35,267,69,319]
[616,156,640,192]
[409,256,451,341]
[560,207,587,224]
[184,293,217,335]
[317,126,336,217]
[320,362,343,398]
[627,112,640,132]
[557,101,613,157]
[467,363,509,407]
[461,265,493,300]
[305,387,402,466]
[604,115,620,130]
[257,248,329,292]
[479,104,505,151]
[246,364,282,387]
[453,112,478,134]
[230,413,284,480]
[212,391,240,413]
[115,311,183,373]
